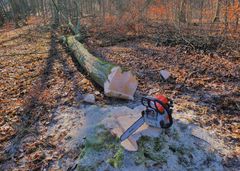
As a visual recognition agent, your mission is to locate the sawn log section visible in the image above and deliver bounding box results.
[66,36,138,100]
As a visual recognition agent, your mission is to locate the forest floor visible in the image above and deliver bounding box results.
[0,18,239,170]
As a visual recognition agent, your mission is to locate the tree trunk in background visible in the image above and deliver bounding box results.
[53,0,60,27]
[224,0,229,35]
[213,0,221,23]
[9,0,20,27]
[65,36,138,100]
[179,0,187,23]
[62,0,68,22]
[74,1,81,30]
[0,1,5,25]
[97,0,104,24]
[116,0,124,19]
[187,0,192,25]
[40,0,45,17]
[235,0,240,31]
[199,0,204,25]
[29,0,35,15]
[102,0,106,23]
[0,11,3,26]
[140,0,154,21]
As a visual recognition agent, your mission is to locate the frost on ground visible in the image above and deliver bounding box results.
[46,104,226,171]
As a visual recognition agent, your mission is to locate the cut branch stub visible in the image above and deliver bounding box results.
[66,36,138,100]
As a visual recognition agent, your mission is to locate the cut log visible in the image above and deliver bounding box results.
[66,36,138,100]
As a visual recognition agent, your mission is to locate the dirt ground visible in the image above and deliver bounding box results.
[0,18,239,170]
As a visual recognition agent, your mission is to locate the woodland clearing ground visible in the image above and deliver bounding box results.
[0,18,239,170]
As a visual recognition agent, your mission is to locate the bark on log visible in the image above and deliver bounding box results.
[66,36,138,100]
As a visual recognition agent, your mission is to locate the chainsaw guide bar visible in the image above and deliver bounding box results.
[120,95,173,142]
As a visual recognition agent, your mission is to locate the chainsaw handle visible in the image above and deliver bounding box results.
[154,99,173,128]
[141,96,173,129]
[160,109,173,129]
[141,97,170,114]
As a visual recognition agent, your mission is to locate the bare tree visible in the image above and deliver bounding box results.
[224,0,230,34]
[179,0,187,23]
[199,0,204,25]
[235,0,240,31]
[213,0,221,23]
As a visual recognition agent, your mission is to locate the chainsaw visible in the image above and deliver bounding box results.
[120,95,173,142]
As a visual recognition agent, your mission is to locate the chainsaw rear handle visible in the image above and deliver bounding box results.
[141,96,173,129]
[141,96,172,114]
[160,110,173,129]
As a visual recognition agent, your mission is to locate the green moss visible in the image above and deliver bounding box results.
[175,146,185,156]
[135,150,146,165]
[79,147,86,159]
[77,165,96,171]
[107,148,124,168]
[66,36,116,87]
[171,128,180,140]
[77,126,123,170]
[153,137,162,151]
[169,143,194,158]
[135,136,167,166]
[81,126,119,152]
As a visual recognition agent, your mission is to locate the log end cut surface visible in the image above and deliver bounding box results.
[104,67,138,100]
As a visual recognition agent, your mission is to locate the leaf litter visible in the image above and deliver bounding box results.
[0,18,239,170]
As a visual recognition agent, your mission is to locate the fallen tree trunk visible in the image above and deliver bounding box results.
[66,36,138,100]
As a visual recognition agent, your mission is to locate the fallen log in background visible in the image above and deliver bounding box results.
[65,36,138,100]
